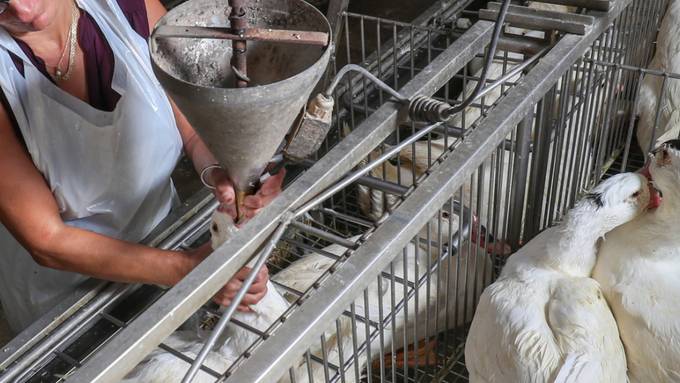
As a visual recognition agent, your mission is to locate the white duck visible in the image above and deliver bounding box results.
[636,0,680,152]
[274,230,491,372]
[593,141,680,383]
[465,172,655,383]
[122,211,303,383]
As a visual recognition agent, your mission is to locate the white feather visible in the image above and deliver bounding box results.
[636,0,680,152]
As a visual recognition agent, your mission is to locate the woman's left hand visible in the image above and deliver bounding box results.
[212,265,269,312]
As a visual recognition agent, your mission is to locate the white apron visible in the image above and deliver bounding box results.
[0,0,183,333]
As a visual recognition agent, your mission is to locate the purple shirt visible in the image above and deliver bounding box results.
[2,0,150,142]
[13,0,149,111]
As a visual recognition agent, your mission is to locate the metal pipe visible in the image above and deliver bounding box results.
[353,175,409,196]
[507,114,533,248]
[323,64,409,102]
[0,284,130,383]
[293,122,444,219]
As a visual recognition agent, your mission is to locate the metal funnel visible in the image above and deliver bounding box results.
[149,0,331,196]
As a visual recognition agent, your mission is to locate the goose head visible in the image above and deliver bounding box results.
[648,139,680,205]
[210,209,239,250]
[579,172,654,234]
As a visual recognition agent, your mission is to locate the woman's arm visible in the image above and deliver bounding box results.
[0,107,204,287]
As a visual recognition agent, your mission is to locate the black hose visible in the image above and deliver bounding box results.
[444,0,513,117]
[409,0,514,122]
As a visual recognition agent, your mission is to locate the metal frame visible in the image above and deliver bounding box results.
[228,1,647,381]
[1,0,673,381]
[65,19,497,383]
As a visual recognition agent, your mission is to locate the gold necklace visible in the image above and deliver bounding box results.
[54,4,79,82]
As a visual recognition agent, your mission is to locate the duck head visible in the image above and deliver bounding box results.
[648,139,680,207]
[210,209,239,250]
[580,172,653,233]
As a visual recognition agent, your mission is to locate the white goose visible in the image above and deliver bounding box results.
[593,141,680,382]
[465,172,654,383]
[636,0,680,152]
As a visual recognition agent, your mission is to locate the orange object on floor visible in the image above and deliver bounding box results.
[373,339,439,370]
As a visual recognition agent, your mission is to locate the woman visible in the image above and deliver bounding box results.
[0,0,283,333]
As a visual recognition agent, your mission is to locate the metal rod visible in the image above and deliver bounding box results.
[325,0,350,45]
[353,175,409,196]
[293,122,444,219]
[290,221,359,249]
[228,0,249,222]
[507,114,533,248]
[153,25,329,46]
[323,64,409,102]
[0,284,130,383]
[229,0,249,88]
[181,220,290,383]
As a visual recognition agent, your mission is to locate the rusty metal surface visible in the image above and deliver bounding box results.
[150,0,332,196]
[228,0,249,88]
[154,25,330,46]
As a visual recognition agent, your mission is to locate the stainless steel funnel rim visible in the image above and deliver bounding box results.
[149,0,332,94]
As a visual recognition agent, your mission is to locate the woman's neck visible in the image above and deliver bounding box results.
[11,1,75,69]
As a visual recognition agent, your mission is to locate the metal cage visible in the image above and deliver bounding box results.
[0,0,676,382]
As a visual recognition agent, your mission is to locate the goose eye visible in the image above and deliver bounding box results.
[442,211,450,219]
[212,223,218,232]
[632,191,641,198]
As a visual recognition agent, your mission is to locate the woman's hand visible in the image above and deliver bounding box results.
[210,168,286,222]
[182,244,270,312]
[209,168,237,208]
[212,265,269,312]
[242,168,286,220]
